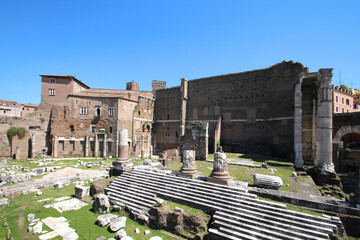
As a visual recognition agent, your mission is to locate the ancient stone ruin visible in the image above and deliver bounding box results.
[207,152,233,185]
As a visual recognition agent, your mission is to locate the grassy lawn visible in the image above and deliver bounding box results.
[0,184,175,240]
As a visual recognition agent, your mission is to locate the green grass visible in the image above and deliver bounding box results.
[160,198,210,218]
[208,152,289,164]
[0,184,176,240]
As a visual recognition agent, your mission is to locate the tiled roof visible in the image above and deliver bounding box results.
[69,88,153,99]
[40,74,90,89]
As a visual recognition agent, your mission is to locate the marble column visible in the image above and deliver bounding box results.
[294,76,304,169]
[111,129,132,176]
[84,136,89,157]
[180,78,188,136]
[94,134,99,157]
[316,69,335,174]
[52,136,58,158]
[103,133,107,158]
[118,129,128,160]
[30,132,36,159]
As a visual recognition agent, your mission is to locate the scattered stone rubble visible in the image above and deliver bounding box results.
[93,194,110,213]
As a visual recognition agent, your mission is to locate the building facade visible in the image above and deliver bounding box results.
[0,100,22,117]
[332,86,360,113]
[21,104,38,116]
[39,76,154,158]
[40,75,90,106]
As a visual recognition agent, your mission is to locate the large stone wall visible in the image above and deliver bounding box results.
[154,61,304,158]
[153,87,182,151]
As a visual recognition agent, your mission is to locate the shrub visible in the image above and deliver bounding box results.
[17,127,27,139]
[39,117,45,123]
[7,127,18,144]
[6,127,27,145]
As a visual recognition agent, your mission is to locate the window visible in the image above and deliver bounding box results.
[91,126,96,133]
[109,107,114,116]
[335,96,338,103]
[342,97,344,104]
[342,108,345,113]
[95,106,101,117]
[50,78,56,83]
[346,99,350,105]
[336,106,338,112]
[49,89,55,96]
[80,107,87,115]
[109,127,113,133]
[70,125,74,132]
[347,109,349,113]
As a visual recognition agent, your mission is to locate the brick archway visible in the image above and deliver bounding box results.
[333,125,360,143]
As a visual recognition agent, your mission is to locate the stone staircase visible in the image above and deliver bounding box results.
[106,169,343,240]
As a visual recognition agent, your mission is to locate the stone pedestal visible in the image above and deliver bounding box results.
[177,150,198,178]
[207,152,233,185]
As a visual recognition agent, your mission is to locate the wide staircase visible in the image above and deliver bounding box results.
[106,169,343,240]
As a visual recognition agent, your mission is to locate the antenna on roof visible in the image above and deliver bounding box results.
[339,70,342,86]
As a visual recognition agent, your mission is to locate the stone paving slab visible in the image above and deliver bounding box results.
[41,216,76,238]
[44,198,88,213]
[39,230,59,240]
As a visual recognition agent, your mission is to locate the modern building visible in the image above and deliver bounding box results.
[332,86,360,113]
[21,104,38,116]
[0,100,22,117]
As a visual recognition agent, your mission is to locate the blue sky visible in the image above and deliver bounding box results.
[1,0,359,104]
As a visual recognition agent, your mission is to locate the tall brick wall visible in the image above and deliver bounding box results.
[154,61,304,157]
[153,87,182,150]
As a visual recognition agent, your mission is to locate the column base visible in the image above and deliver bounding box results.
[177,168,198,179]
[207,171,233,185]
